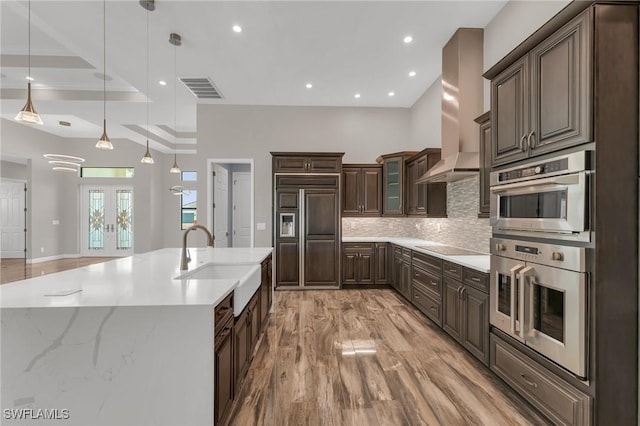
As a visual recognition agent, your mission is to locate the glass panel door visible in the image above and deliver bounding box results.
[490,255,524,340]
[81,185,134,257]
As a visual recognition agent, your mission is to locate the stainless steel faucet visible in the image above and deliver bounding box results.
[181,224,215,270]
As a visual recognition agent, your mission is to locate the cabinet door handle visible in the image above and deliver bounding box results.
[457,286,463,298]
[460,287,466,300]
[219,327,231,339]
[519,134,527,152]
[429,306,437,311]
[527,131,536,149]
[519,373,538,388]
[430,281,438,287]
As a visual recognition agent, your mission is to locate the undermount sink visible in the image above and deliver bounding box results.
[176,263,261,316]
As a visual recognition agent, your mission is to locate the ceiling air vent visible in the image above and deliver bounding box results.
[179,78,224,99]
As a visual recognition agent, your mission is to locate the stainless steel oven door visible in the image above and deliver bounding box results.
[490,171,588,236]
[520,262,587,378]
[490,255,525,342]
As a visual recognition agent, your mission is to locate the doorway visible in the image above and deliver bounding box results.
[80,185,134,257]
[0,179,26,259]
[208,160,254,248]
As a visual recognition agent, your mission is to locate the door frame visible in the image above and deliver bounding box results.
[207,159,254,248]
[0,178,27,260]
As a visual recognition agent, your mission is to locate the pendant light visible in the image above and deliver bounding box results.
[15,0,43,125]
[140,2,154,164]
[169,33,181,174]
[96,0,113,150]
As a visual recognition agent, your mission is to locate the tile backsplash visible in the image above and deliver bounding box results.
[342,175,492,253]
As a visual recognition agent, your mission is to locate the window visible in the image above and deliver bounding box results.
[81,167,134,178]
[181,171,197,229]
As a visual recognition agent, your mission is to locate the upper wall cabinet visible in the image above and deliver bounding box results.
[271,152,343,173]
[406,149,447,218]
[342,164,382,217]
[491,9,592,167]
[379,152,417,217]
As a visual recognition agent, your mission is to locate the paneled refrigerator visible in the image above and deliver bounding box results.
[273,173,341,289]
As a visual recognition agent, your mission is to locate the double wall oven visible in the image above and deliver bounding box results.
[489,150,593,380]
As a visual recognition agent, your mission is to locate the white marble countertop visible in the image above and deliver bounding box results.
[342,236,490,273]
[0,247,273,309]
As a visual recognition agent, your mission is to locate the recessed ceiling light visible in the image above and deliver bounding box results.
[403,35,413,44]
[354,93,361,99]
[233,25,242,33]
[306,83,313,89]
[388,91,395,97]
[58,120,71,127]
[408,71,416,77]
[26,76,34,81]
[159,80,167,86]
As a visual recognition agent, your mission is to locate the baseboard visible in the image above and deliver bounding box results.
[27,253,80,264]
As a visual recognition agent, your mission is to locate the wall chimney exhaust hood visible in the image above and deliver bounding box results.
[417,28,483,183]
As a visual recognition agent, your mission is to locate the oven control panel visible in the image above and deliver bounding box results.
[491,238,586,272]
[498,158,568,182]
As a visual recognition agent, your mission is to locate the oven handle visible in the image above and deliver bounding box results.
[518,266,535,340]
[509,265,525,335]
[490,173,581,193]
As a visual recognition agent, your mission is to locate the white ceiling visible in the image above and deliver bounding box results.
[0,0,507,153]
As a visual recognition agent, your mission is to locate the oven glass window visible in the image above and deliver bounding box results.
[497,273,512,316]
[499,190,567,219]
[533,284,565,343]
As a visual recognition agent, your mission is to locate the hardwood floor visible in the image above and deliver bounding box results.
[226,289,549,426]
[0,257,117,284]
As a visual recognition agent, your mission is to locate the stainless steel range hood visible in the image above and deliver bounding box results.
[417,28,484,183]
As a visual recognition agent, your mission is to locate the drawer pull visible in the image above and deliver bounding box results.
[415,294,420,299]
[520,373,538,388]
[429,306,436,311]
[471,277,481,282]
[414,273,420,278]
[430,281,437,287]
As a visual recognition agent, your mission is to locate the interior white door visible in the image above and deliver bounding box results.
[80,185,134,257]
[232,172,252,247]
[213,165,229,247]
[0,180,26,258]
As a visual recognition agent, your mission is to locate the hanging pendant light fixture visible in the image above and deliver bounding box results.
[169,32,181,174]
[15,0,43,125]
[96,0,113,150]
[140,2,154,164]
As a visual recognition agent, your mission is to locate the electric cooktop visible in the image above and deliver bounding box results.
[415,245,484,256]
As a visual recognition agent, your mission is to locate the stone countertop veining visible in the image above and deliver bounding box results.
[0,247,273,309]
[342,236,490,273]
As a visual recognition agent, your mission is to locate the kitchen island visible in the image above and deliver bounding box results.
[0,247,272,426]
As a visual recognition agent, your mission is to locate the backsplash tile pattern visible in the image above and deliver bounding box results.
[342,175,492,253]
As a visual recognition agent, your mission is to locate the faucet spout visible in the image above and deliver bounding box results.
[180,224,215,270]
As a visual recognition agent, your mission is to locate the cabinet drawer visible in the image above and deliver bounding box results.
[412,251,443,276]
[215,292,234,336]
[402,248,412,260]
[463,268,489,293]
[491,334,591,426]
[412,287,442,326]
[412,265,441,296]
[443,261,463,280]
[343,242,375,250]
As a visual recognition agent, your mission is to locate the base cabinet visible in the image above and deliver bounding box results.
[491,333,591,425]
[214,293,234,426]
[341,242,388,285]
[234,292,260,391]
[260,255,272,329]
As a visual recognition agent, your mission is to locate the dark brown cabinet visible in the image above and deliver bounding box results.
[442,267,489,366]
[342,165,382,216]
[379,152,417,216]
[411,251,443,326]
[214,293,234,426]
[374,243,389,284]
[259,255,272,329]
[406,149,447,217]
[475,111,491,218]
[271,152,343,173]
[392,247,412,300]
[234,292,260,391]
[490,10,592,167]
[342,243,375,285]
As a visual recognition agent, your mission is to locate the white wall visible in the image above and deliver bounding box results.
[188,105,410,248]
[409,78,442,151]
[1,160,28,181]
[0,119,165,259]
[483,0,571,109]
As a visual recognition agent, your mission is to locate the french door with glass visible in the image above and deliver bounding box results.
[80,185,134,257]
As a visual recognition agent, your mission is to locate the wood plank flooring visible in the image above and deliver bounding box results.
[226,289,549,426]
[0,257,117,284]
